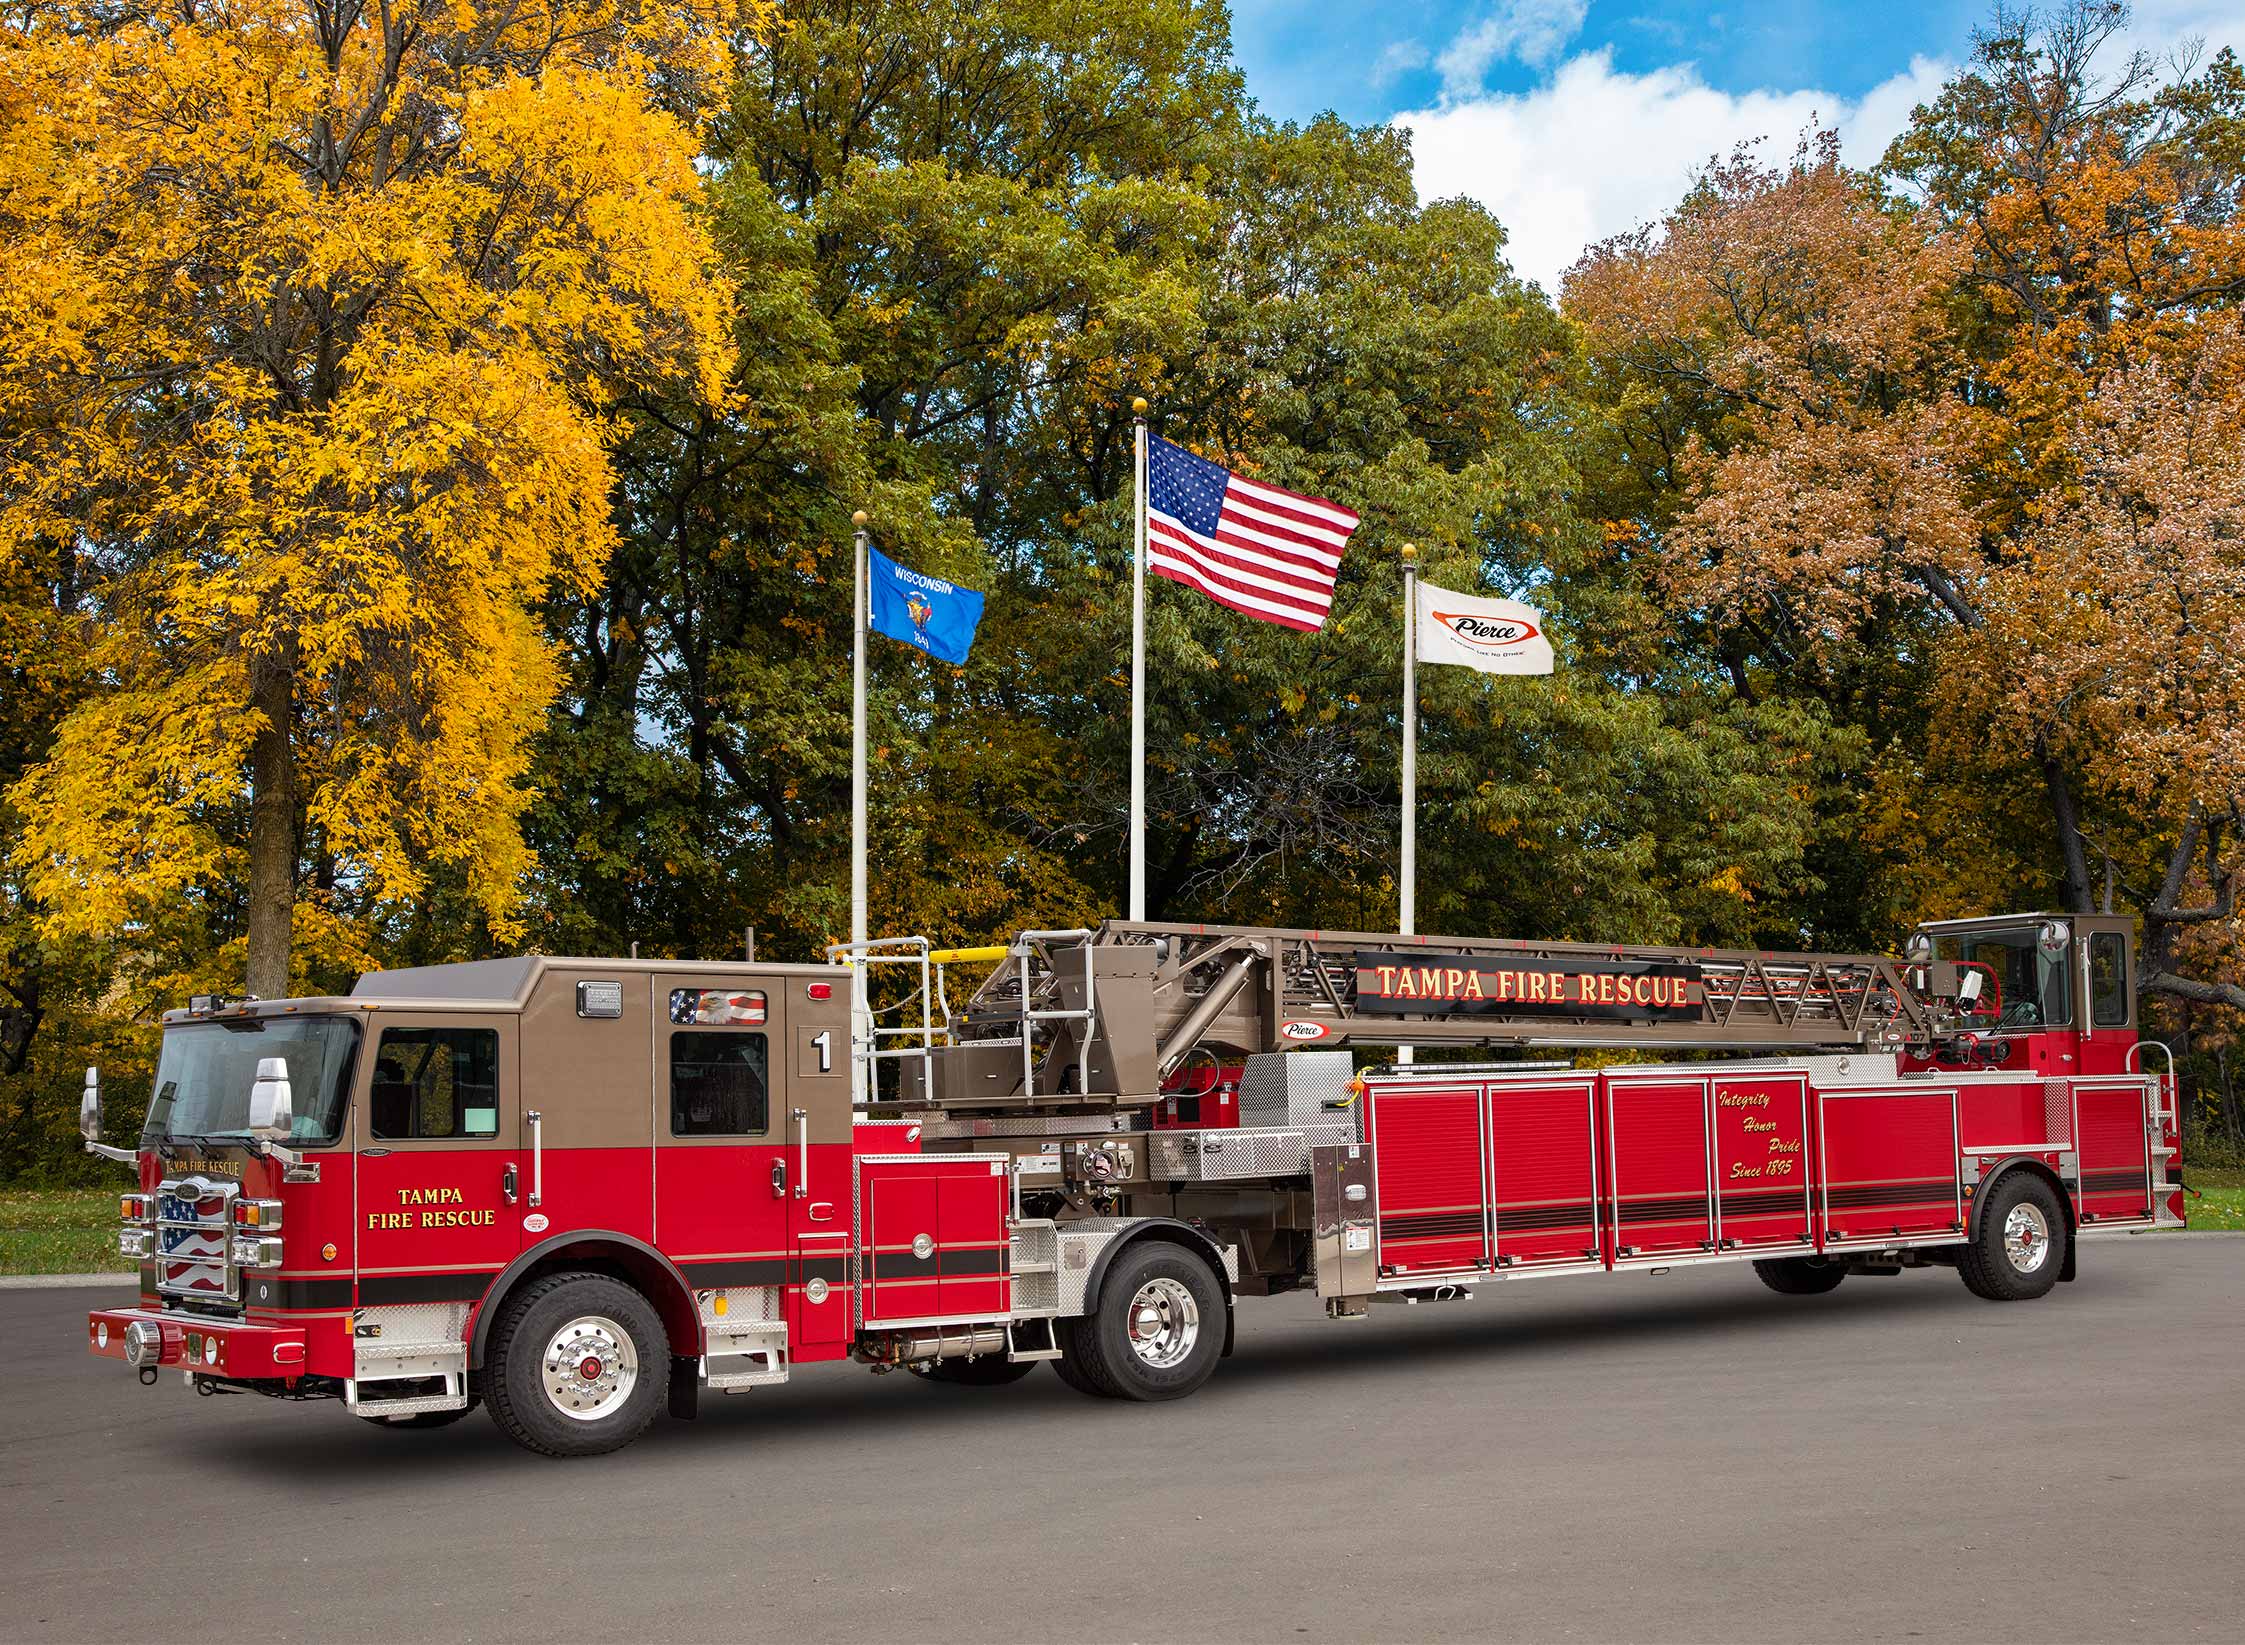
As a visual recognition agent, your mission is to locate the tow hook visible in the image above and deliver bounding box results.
[138,1367,158,1387]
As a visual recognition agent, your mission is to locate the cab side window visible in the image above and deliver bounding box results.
[370,1028,500,1140]
[671,1032,768,1137]
[2089,933,2129,1028]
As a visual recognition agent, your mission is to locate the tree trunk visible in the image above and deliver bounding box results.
[2039,747,2093,913]
[244,652,298,999]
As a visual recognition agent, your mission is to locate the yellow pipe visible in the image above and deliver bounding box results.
[926,944,1010,964]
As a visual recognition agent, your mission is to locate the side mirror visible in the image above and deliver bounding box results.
[248,1056,295,1140]
[79,1066,102,1144]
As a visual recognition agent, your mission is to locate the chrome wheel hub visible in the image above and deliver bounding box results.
[542,1315,638,1421]
[1125,1277,1199,1370]
[2003,1203,2051,1274]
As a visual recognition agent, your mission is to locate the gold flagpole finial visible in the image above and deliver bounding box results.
[1132,397,1149,416]
[851,510,868,529]
[1401,541,1417,561]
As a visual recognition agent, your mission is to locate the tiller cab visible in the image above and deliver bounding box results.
[81,913,2181,1456]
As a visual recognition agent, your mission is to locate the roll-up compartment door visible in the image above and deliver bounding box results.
[1368,1083,1488,1277]
[1605,1077,1714,1260]
[1817,1088,1961,1245]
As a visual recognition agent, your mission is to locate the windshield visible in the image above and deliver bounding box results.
[142,1017,360,1148]
[1934,926,2072,1030]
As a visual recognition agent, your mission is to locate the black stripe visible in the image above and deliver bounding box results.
[1720,1189,1807,1216]
[939,1247,1008,1278]
[359,1271,499,1306]
[246,1276,354,1310]
[1618,1195,1712,1224]
[1828,1181,1956,1209]
[796,1255,850,1286]
[2080,1171,2145,1192]
[679,1258,790,1288]
[872,1252,939,1279]
[1491,1203,1595,1232]
[1379,1211,1484,1238]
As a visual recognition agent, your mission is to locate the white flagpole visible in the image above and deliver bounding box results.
[1398,542,1417,1067]
[1129,396,1149,922]
[850,510,871,1104]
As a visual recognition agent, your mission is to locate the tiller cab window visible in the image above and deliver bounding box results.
[1935,925,2072,1029]
[141,1017,360,1148]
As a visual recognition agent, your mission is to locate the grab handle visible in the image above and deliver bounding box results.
[527,1110,544,1208]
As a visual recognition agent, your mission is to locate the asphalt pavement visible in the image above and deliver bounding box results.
[5,1236,2241,1644]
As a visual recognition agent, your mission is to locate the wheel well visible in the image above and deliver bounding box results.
[468,1232,701,1369]
[1081,1218,1236,1353]
[1971,1158,2077,1274]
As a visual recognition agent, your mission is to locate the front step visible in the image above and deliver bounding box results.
[1005,1317,1064,1363]
[703,1321,789,1392]
[347,1339,470,1417]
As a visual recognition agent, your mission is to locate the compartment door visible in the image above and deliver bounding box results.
[1711,1074,1814,1252]
[936,1161,1012,1319]
[1817,1088,1962,1245]
[1486,1080,1601,1269]
[861,1164,942,1326]
[2074,1081,2154,1225]
[1368,1084,1489,1277]
[1605,1078,1714,1260]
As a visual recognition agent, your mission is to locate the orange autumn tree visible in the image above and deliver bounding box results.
[0,0,748,996]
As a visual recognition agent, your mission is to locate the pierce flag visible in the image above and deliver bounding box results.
[1414,580,1554,675]
[867,545,984,666]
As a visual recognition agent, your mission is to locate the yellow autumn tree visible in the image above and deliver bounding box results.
[0,0,751,994]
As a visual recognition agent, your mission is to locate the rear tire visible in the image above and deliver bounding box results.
[1753,1257,1847,1295]
[1067,1241,1225,1402]
[484,1272,666,1457]
[1959,1173,2066,1301]
[910,1353,1037,1386]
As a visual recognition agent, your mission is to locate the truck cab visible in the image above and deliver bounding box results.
[1902,913,2143,1079]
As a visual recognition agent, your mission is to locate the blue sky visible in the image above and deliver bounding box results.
[1227,0,2245,292]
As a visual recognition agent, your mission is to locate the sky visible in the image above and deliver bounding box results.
[1229,0,2245,293]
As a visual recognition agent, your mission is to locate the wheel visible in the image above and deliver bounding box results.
[483,1272,666,1457]
[1958,1172,2067,1301]
[359,1405,476,1430]
[909,1353,1037,1386]
[1049,1321,1113,1398]
[1066,1240,1225,1402]
[1753,1256,1847,1296]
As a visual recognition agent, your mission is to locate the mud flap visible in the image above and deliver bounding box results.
[669,1353,700,1419]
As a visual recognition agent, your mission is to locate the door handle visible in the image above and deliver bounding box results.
[502,1162,518,1205]
[770,1160,787,1199]
[808,1201,835,1222]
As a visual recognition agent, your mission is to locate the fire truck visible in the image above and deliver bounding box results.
[78,911,2182,1456]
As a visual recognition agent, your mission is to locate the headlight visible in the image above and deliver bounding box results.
[119,1229,152,1259]
[230,1235,283,1268]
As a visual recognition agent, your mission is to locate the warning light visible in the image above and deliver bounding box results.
[807,982,833,1000]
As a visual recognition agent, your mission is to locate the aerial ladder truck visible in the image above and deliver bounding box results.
[78,910,2180,1454]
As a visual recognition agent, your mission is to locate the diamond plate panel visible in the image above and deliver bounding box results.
[1147,1123,1354,1181]
[697,1286,782,1326]
[358,1301,470,1347]
[1239,1051,1355,1130]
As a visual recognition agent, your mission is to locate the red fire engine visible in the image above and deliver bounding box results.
[79,912,2182,1456]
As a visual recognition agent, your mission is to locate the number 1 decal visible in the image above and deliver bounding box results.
[811,1029,832,1073]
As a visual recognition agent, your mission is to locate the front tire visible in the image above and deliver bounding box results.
[1959,1173,2067,1301]
[1066,1241,1225,1402]
[1753,1257,1847,1296]
[484,1272,666,1457]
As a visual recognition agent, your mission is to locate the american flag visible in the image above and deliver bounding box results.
[1146,435,1359,632]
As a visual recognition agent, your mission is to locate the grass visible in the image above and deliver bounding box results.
[2179,1165,2245,1231]
[0,1188,134,1276]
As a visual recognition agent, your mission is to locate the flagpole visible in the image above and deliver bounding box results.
[850,510,871,1104]
[1129,396,1149,922]
[1398,541,1417,1067]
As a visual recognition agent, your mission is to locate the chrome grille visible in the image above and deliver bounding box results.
[155,1175,240,1307]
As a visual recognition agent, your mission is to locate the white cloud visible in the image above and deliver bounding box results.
[1371,38,1432,93]
[1436,1,1591,99]
[1400,50,1953,295]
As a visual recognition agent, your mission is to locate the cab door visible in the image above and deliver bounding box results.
[653,977,793,1303]
[353,1014,521,1305]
